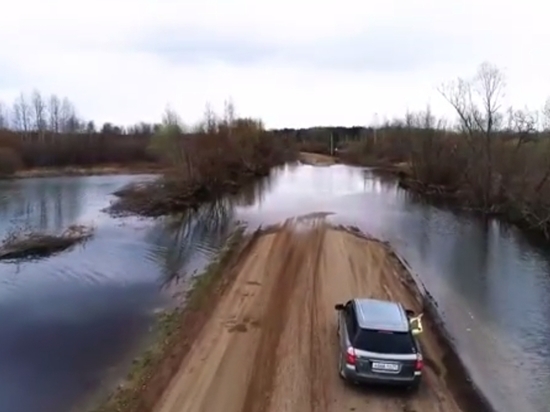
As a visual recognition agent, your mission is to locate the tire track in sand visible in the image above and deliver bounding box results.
[241,223,310,412]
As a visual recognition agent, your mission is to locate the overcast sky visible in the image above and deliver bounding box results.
[1,0,549,128]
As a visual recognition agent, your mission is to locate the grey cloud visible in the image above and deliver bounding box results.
[133,25,478,72]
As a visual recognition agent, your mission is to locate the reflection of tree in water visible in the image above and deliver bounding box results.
[0,178,86,234]
[229,171,274,208]
[144,174,274,286]
[416,206,432,262]
[144,198,237,286]
[446,216,492,306]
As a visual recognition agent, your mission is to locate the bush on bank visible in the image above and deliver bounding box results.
[337,63,550,237]
[0,130,154,174]
[112,106,297,216]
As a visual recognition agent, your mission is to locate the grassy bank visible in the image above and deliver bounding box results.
[0,130,156,177]
[93,225,258,412]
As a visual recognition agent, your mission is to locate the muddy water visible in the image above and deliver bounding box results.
[0,164,548,412]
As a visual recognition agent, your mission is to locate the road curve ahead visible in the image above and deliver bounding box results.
[154,219,475,412]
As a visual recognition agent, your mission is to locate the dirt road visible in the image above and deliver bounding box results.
[299,152,336,166]
[153,220,480,412]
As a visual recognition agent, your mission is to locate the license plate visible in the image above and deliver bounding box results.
[372,362,400,371]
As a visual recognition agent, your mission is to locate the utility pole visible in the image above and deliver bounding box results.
[330,133,334,156]
[373,112,379,146]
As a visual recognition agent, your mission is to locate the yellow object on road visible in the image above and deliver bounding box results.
[410,313,424,336]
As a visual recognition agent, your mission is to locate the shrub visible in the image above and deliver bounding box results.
[0,147,23,176]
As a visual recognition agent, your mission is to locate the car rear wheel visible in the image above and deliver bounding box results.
[408,380,421,393]
[338,356,346,380]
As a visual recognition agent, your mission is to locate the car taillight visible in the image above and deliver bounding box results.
[415,355,424,371]
[345,347,356,365]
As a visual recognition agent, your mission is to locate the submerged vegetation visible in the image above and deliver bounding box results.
[0,224,94,261]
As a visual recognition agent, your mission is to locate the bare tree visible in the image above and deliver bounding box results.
[0,101,8,129]
[60,97,78,133]
[506,107,538,141]
[201,103,217,134]
[48,94,62,133]
[161,105,183,130]
[12,93,31,134]
[31,90,47,137]
[85,120,95,133]
[65,114,82,133]
[150,106,194,175]
[542,98,550,131]
[439,62,506,136]
[438,62,507,209]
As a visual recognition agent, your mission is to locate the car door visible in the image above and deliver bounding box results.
[338,301,353,355]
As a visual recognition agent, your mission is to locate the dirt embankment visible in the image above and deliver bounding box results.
[152,220,490,412]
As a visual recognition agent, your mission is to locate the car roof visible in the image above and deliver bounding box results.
[353,298,409,332]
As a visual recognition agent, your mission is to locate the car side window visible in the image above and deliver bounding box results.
[344,302,357,337]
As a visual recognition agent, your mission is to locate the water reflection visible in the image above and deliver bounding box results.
[0,175,167,412]
[144,200,236,285]
[142,172,274,286]
[0,178,87,234]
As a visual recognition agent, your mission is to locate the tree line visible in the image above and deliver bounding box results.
[5,61,550,239]
[0,90,161,136]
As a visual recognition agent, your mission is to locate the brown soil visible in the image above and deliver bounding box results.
[151,220,491,412]
[299,152,337,166]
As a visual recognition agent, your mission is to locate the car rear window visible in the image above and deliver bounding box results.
[353,329,415,354]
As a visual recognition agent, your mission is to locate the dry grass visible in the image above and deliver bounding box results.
[0,224,95,260]
[0,130,154,175]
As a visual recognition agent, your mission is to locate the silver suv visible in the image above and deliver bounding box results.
[335,298,423,390]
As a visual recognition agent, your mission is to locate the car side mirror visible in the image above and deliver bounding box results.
[334,304,345,311]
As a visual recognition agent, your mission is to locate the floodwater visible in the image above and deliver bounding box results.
[0,163,549,412]
[0,175,241,412]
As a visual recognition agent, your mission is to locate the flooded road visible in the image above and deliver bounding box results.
[233,164,550,412]
[0,163,548,412]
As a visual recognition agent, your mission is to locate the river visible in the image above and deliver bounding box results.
[0,163,548,412]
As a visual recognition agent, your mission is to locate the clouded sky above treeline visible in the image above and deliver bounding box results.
[1,0,549,128]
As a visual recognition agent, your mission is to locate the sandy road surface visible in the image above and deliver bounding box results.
[154,220,470,412]
[299,152,336,166]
